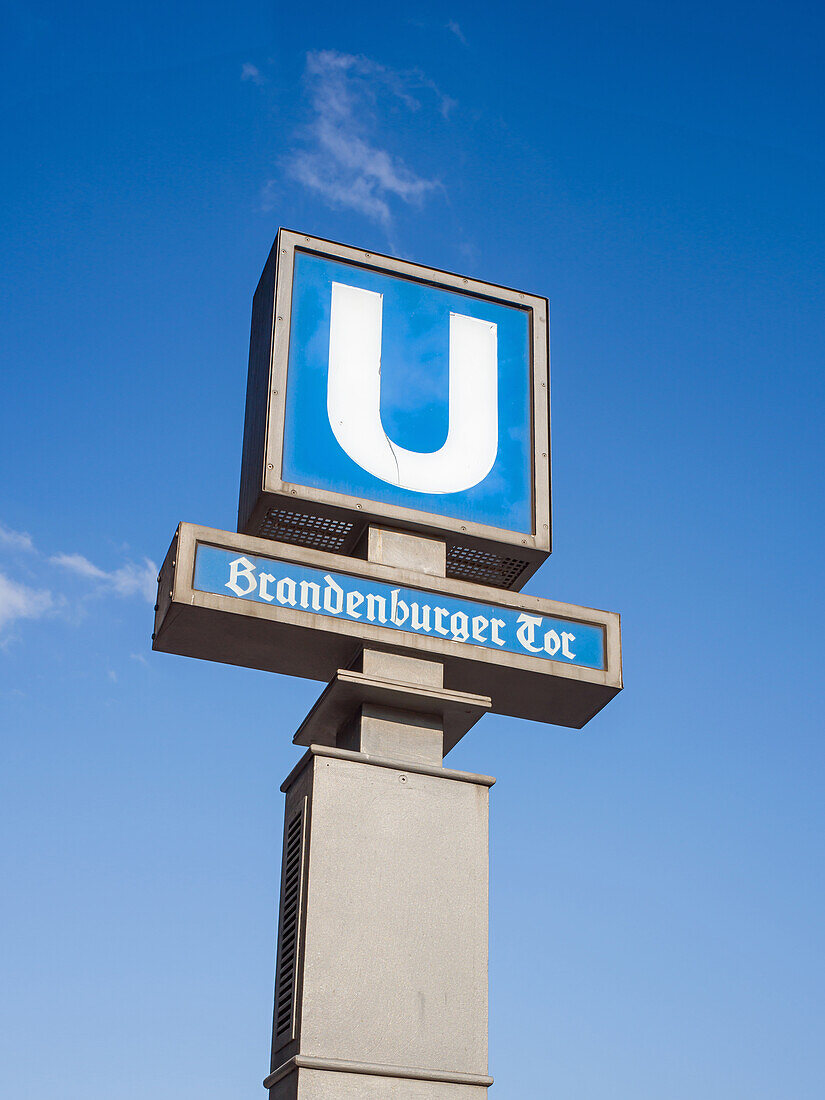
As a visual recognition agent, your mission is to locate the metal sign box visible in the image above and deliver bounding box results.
[238,230,551,591]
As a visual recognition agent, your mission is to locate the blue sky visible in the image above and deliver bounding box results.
[1,3,824,1098]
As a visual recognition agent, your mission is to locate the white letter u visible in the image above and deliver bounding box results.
[326,282,498,494]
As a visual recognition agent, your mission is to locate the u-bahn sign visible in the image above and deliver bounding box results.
[154,231,621,1100]
[155,230,622,736]
[238,230,551,591]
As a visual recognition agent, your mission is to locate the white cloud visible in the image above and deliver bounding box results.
[49,552,107,580]
[282,50,450,230]
[0,572,53,633]
[0,524,35,552]
[241,62,265,85]
[0,533,157,645]
[447,20,468,45]
[108,560,157,603]
[50,553,157,604]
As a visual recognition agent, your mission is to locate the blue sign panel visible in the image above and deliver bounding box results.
[282,252,534,534]
[193,545,605,671]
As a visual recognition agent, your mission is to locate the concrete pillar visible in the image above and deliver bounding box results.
[265,530,494,1098]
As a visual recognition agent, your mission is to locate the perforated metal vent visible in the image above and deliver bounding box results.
[258,508,354,552]
[274,802,305,1044]
[446,544,528,589]
[253,503,534,590]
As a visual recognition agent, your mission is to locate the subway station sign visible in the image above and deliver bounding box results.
[153,229,622,1100]
[196,545,605,670]
[238,230,552,590]
[153,525,621,730]
[155,230,621,734]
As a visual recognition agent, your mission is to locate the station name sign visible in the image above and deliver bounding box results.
[153,525,621,730]
[194,545,605,671]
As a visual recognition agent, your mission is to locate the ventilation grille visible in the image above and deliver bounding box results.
[446,543,528,589]
[258,507,354,552]
[254,503,533,590]
[274,802,305,1045]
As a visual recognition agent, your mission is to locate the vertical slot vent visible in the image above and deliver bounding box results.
[274,801,306,1045]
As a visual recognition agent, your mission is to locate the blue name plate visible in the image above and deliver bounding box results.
[193,545,605,671]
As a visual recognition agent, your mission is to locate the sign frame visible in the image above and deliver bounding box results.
[238,229,552,591]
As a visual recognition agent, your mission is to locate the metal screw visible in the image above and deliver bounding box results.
[399,775,407,784]
[273,389,279,395]
[268,464,273,469]
[365,252,371,258]
[278,316,283,321]
[356,504,362,509]
[291,490,297,495]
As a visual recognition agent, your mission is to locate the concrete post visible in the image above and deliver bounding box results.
[264,530,494,1098]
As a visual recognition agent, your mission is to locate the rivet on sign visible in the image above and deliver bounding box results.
[278,316,283,321]
[399,775,407,783]
[461,526,466,531]
[268,464,273,469]
[463,278,468,284]
[356,504,362,509]
[365,252,371,258]
[542,452,547,458]
[273,389,279,395]
[291,490,297,495]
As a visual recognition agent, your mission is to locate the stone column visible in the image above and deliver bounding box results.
[264,530,494,1099]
